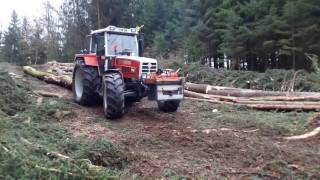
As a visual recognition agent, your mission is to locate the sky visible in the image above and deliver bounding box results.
[0,0,63,30]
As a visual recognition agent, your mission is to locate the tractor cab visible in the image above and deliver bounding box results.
[90,26,143,58]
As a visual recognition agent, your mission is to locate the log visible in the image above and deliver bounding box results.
[207,89,287,97]
[237,100,320,106]
[185,97,320,111]
[207,89,320,97]
[185,82,238,94]
[184,97,234,105]
[184,90,237,102]
[247,104,320,111]
[185,83,211,94]
[186,82,320,97]
[23,66,72,89]
[184,90,212,99]
[185,95,320,111]
[243,96,320,102]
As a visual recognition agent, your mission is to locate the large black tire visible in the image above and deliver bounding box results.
[157,100,181,112]
[72,61,100,106]
[103,73,125,119]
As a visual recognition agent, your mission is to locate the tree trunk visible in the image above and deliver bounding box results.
[206,89,286,97]
[23,66,72,89]
[243,96,320,102]
[184,90,238,102]
[185,82,238,94]
[246,104,320,111]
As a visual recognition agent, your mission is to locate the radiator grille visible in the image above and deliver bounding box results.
[142,62,157,73]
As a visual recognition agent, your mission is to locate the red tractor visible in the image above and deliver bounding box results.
[72,26,184,119]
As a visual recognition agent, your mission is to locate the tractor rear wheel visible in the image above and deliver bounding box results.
[72,61,100,106]
[157,100,180,112]
[103,73,125,119]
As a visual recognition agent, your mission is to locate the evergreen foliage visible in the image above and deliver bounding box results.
[0,0,319,70]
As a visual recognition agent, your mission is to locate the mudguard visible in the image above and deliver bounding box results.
[75,54,98,66]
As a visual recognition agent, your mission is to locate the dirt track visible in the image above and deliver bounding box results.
[9,63,320,179]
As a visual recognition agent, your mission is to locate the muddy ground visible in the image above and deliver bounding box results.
[5,63,320,179]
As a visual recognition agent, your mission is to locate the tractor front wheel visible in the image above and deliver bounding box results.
[103,73,125,119]
[73,61,100,106]
[157,100,180,112]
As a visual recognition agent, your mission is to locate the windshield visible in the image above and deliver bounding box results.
[107,33,138,56]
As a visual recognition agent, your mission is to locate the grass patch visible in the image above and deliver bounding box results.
[162,168,188,180]
[248,159,318,179]
[0,71,129,179]
[183,100,315,136]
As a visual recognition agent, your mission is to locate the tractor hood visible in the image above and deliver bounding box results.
[116,56,157,64]
[116,56,158,75]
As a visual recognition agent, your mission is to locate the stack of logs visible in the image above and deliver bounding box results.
[46,61,74,76]
[185,83,320,111]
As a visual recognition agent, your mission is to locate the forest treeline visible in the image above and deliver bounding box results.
[0,0,319,71]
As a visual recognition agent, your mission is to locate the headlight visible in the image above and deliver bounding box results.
[130,67,136,73]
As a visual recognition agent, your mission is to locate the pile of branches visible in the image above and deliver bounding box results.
[185,82,320,111]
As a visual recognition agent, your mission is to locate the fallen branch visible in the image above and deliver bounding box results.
[47,151,103,171]
[33,91,62,98]
[0,144,9,152]
[188,127,259,134]
[20,137,104,174]
[283,127,320,140]
[47,152,72,161]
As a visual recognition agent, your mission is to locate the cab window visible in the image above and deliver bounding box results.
[91,33,105,56]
